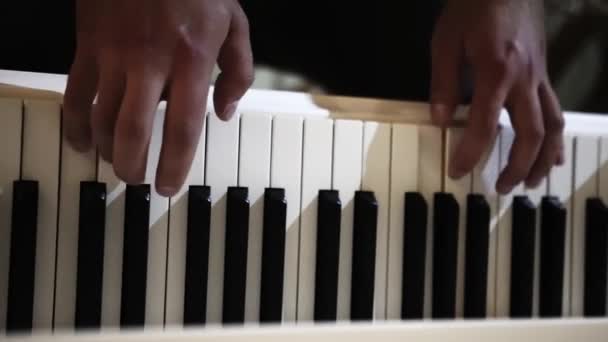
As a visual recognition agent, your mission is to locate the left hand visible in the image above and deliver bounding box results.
[63,0,254,197]
[430,0,564,194]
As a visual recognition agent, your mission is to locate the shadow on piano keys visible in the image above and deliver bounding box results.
[1,69,608,341]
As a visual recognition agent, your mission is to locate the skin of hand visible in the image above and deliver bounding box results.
[430,0,565,194]
[63,0,254,197]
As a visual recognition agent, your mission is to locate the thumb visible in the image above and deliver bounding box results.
[429,24,462,127]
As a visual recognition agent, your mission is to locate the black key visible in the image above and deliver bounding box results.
[350,191,378,321]
[432,192,459,319]
[6,180,38,333]
[120,184,150,328]
[401,192,427,320]
[183,186,211,326]
[314,190,341,322]
[222,187,250,325]
[539,196,566,318]
[510,195,536,318]
[75,182,106,329]
[260,188,287,323]
[463,194,490,319]
[584,198,608,317]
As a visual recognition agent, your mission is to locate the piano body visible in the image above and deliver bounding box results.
[0,69,607,341]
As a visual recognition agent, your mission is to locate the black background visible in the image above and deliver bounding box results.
[0,1,445,102]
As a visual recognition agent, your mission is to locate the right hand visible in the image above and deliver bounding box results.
[430,0,564,194]
[63,0,254,197]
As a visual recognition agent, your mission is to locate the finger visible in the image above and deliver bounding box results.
[448,66,510,179]
[430,20,462,127]
[63,50,99,152]
[213,7,254,121]
[525,82,565,187]
[90,60,126,162]
[496,84,545,193]
[156,49,214,196]
[112,68,166,184]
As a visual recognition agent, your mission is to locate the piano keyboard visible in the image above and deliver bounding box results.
[1,69,608,341]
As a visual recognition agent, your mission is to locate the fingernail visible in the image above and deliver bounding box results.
[220,101,238,121]
[157,186,176,197]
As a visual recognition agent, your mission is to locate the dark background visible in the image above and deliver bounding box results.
[0,0,445,102]
[0,1,606,112]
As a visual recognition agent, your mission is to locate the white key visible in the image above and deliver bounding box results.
[239,113,271,323]
[361,122,391,319]
[571,135,600,316]
[205,112,240,324]
[333,119,363,321]
[443,128,472,318]
[0,98,22,331]
[525,172,547,318]
[472,130,501,317]
[297,118,333,322]
[600,136,608,314]
[386,124,419,319]
[419,125,443,318]
[100,108,171,328]
[144,108,170,327]
[99,160,125,329]
[165,115,207,326]
[21,100,61,329]
[495,127,526,317]
[269,115,303,322]
[547,134,574,316]
[54,132,97,329]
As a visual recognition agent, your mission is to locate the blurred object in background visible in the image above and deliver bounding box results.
[546,0,608,14]
[211,64,327,94]
[545,0,608,113]
[0,1,605,112]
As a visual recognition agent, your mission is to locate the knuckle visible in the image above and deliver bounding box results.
[175,31,216,63]
[181,40,215,63]
[504,40,525,61]
[214,2,233,22]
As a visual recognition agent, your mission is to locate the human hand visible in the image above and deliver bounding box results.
[63,0,254,197]
[430,0,564,194]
